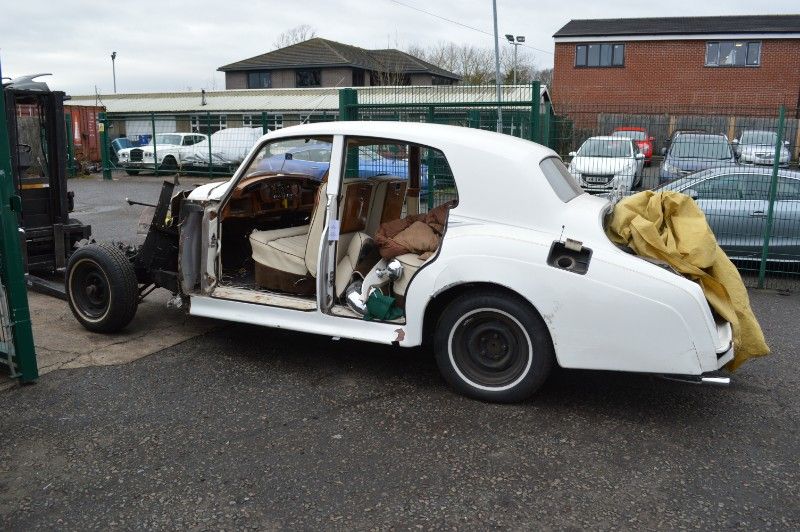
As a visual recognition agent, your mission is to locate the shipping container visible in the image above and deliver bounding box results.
[64,104,104,163]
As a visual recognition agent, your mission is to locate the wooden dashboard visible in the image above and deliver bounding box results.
[221,173,320,221]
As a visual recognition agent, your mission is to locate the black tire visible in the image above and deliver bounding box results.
[66,243,139,333]
[126,170,140,176]
[159,156,178,174]
[434,290,554,403]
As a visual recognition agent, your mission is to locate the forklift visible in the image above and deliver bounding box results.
[2,74,92,296]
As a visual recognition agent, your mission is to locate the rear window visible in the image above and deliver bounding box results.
[539,157,583,202]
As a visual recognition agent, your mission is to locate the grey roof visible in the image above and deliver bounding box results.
[554,14,800,38]
[65,85,549,114]
[218,38,460,80]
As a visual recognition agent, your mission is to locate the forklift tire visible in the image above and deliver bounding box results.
[66,243,139,333]
[126,170,140,176]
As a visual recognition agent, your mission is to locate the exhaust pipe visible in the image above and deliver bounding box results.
[660,374,731,386]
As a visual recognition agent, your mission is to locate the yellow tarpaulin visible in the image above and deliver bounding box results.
[605,190,769,370]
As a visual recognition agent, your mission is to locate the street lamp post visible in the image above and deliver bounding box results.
[505,34,525,85]
[111,51,117,93]
[491,0,502,133]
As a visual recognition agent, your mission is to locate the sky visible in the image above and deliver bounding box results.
[1,0,797,96]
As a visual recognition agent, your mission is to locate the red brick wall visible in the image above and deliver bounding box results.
[552,39,800,111]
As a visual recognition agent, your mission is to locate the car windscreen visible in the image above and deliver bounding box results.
[577,139,631,157]
[670,135,731,159]
[150,134,182,146]
[740,131,777,145]
[612,130,646,141]
[539,156,583,202]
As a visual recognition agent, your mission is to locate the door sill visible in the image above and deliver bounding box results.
[211,285,316,311]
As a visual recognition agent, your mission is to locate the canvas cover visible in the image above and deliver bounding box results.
[605,190,769,370]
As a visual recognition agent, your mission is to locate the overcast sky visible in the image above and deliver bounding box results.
[1,0,797,95]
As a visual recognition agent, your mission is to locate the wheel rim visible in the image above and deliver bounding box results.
[448,308,533,392]
[69,258,111,321]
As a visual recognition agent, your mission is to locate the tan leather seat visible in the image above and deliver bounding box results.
[248,181,380,296]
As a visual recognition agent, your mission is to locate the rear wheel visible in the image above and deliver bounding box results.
[434,290,554,403]
[66,243,139,333]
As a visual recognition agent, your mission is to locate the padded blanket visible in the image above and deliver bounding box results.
[374,201,455,260]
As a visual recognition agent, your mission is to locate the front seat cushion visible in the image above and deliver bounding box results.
[249,226,309,276]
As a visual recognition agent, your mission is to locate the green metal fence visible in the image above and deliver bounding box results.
[0,70,38,383]
[549,103,800,290]
[98,110,335,181]
[88,87,799,290]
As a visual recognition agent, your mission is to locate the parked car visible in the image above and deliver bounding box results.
[611,127,654,165]
[656,167,800,260]
[117,133,207,175]
[659,132,736,183]
[182,127,263,173]
[733,130,791,167]
[568,136,645,193]
[109,137,133,164]
[64,122,736,403]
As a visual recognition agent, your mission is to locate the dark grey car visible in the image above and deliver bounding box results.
[656,167,800,261]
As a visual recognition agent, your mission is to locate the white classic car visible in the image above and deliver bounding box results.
[65,122,733,402]
[117,132,207,175]
[568,136,645,194]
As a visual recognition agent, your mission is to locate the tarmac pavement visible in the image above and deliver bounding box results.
[0,289,797,529]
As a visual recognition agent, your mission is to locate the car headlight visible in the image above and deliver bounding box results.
[144,152,153,158]
[119,153,128,159]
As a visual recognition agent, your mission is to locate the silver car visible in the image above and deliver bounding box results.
[656,167,800,261]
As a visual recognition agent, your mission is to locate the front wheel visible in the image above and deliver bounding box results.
[434,290,554,403]
[66,243,139,333]
[125,170,140,176]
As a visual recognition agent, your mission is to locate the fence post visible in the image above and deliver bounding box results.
[531,81,541,143]
[150,112,158,175]
[757,105,786,288]
[64,113,76,177]
[338,88,358,121]
[206,112,213,178]
[0,75,38,382]
[99,112,112,180]
[261,111,268,133]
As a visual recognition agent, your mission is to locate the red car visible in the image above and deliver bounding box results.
[612,127,654,165]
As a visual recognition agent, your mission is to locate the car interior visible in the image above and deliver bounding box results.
[216,135,458,320]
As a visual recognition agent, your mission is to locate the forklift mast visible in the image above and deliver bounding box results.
[2,84,91,272]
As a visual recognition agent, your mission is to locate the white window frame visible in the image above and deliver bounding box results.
[190,115,200,133]
[219,115,227,130]
[242,114,253,128]
[705,40,761,67]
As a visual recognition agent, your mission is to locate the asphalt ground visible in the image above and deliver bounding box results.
[0,173,795,529]
[0,289,797,529]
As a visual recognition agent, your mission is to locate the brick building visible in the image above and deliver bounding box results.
[551,15,800,111]
[219,38,460,90]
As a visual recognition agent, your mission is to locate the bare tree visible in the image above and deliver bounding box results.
[407,41,551,86]
[272,25,317,49]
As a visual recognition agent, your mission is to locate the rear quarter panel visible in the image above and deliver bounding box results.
[404,217,720,375]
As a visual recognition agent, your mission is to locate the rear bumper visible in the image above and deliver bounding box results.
[713,320,734,369]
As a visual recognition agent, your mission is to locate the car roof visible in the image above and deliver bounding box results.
[613,126,646,131]
[262,121,567,224]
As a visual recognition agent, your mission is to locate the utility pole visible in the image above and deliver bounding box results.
[111,51,117,93]
[505,34,526,84]
[491,0,503,133]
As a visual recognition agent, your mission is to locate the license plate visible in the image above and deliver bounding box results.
[586,176,608,184]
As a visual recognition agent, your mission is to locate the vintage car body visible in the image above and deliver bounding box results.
[117,132,207,173]
[66,122,733,402]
